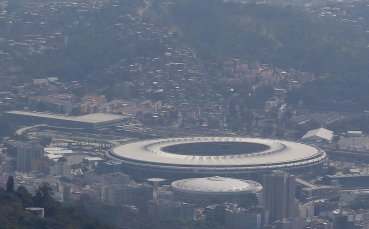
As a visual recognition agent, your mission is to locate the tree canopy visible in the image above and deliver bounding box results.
[0,183,116,229]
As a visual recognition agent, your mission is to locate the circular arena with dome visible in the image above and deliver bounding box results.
[171,176,262,204]
[107,137,327,178]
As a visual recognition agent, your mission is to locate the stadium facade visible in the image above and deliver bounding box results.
[108,137,327,178]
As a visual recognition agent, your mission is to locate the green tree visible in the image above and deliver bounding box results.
[39,137,52,147]
[238,193,258,208]
[6,175,14,192]
[16,186,33,207]
[33,182,60,216]
[0,118,14,137]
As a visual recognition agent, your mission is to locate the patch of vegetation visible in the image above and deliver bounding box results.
[0,181,116,229]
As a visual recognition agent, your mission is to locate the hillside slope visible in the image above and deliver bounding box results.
[157,0,368,75]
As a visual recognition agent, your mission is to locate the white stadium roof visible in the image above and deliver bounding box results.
[6,110,126,124]
[302,128,334,142]
[108,137,327,176]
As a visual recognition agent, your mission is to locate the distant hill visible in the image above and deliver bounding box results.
[16,0,369,107]
[151,0,369,107]
[156,0,368,75]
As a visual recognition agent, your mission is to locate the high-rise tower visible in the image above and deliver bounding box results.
[262,171,296,222]
[16,142,44,172]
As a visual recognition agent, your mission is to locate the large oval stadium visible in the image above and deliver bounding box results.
[107,137,327,178]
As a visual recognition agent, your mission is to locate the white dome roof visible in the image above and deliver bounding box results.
[171,176,262,196]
